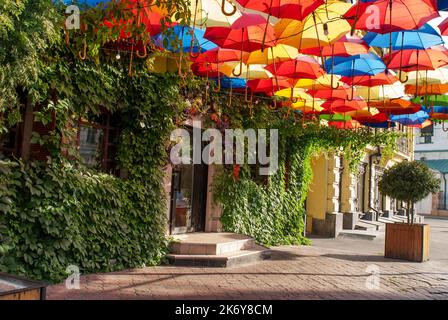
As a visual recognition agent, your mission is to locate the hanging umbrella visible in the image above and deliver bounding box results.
[190,0,243,28]
[412,95,448,106]
[406,68,448,85]
[204,13,276,52]
[234,0,324,21]
[320,113,352,121]
[363,24,444,50]
[307,87,355,100]
[361,121,396,128]
[264,56,325,79]
[344,0,439,34]
[351,112,389,123]
[274,2,352,51]
[390,110,430,126]
[294,74,343,90]
[340,72,399,87]
[368,99,421,115]
[439,17,448,36]
[212,77,247,89]
[405,84,448,95]
[325,53,386,77]
[429,106,448,120]
[154,25,217,53]
[322,98,367,113]
[243,44,299,65]
[438,0,448,10]
[301,35,370,57]
[193,48,246,63]
[385,46,448,73]
[247,78,294,95]
[275,89,323,111]
[220,63,273,79]
[191,61,223,77]
[328,120,363,130]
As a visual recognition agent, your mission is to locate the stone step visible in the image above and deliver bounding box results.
[355,220,377,231]
[167,245,271,268]
[359,220,385,231]
[170,233,255,256]
[338,229,379,240]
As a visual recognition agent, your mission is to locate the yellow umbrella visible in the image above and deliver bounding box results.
[189,0,242,28]
[346,108,380,118]
[356,83,405,102]
[243,44,299,65]
[275,89,324,112]
[294,74,342,90]
[406,68,448,85]
[274,2,352,51]
[220,62,273,79]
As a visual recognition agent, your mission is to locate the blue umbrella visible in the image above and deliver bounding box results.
[212,77,246,89]
[390,111,430,126]
[439,0,448,10]
[153,26,217,54]
[62,0,107,6]
[361,122,396,128]
[364,24,444,50]
[324,53,386,77]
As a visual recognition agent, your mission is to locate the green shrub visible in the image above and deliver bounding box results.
[0,159,168,283]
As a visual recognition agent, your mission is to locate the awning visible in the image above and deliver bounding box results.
[420,159,448,174]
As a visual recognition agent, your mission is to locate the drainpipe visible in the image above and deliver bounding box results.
[444,174,447,210]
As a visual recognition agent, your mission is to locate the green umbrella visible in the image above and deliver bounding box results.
[412,95,448,106]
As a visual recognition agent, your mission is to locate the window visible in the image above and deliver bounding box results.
[420,124,434,144]
[77,112,120,176]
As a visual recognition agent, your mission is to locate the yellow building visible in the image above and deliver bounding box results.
[305,127,414,237]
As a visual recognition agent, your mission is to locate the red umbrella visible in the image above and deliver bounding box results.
[344,0,439,34]
[204,13,276,52]
[307,87,354,100]
[340,72,399,86]
[247,78,294,95]
[264,56,325,79]
[301,35,369,57]
[322,98,367,113]
[352,113,389,123]
[439,17,448,36]
[329,120,362,130]
[385,46,448,73]
[191,62,222,77]
[193,48,246,64]
[234,0,324,21]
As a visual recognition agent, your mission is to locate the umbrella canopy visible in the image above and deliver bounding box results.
[154,25,217,53]
[328,120,363,130]
[294,74,343,90]
[325,53,386,76]
[368,98,421,115]
[341,72,399,86]
[361,121,396,128]
[406,68,448,84]
[364,24,444,50]
[204,13,276,52]
[301,35,370,57]
[220,63,273,79]
[308,87,355,100]
[438,0,448,10]
[193,47,245,63]
[344,0,439,34]
[243,44,299,65]
[385,46,448,72]
[265,56,325,79]
[390,110,430,126]
[274,2,352,50]
[322,98,367,113]
[234,0,324,21]
[247,78,294,94]
[190,0,243,28]
[405,84,448,95]
[212,77,247,89]
[412,95,448,106]
[351,111,389,123]
[439,17,448,36]
[320,113,352,121]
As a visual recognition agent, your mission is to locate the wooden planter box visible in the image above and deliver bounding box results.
[385,223,430,262]
[0,273,47,300]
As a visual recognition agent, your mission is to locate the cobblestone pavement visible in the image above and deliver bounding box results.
[47,245,448,300]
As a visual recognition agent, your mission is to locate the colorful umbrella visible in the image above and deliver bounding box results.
[322,98,367,113]
[405,84,448,95]
[364,24,444,50]
[154,25,217,53]
[193,48,246,63]
[340,72,399,87]
[247,78,293,94]
[439,16,448,36]
[300,35,370,57]
[361,121,396,128]
[386,46,448,73]
[234,0,324,21]
[328,120,363,130]
[220,63,273,79]
[274,2,352,51]
[344,0,439,34]
[325,53,386,77]
[190,0,243,28]
[307,87,355,100]
[368,99,421,115]
[351,112,389,123]
[212,77,247,89]
[406,68,448,85]
[264,56,325,79]
[412,95,448,106]
[390,110,430,126]
[243,44,299,65]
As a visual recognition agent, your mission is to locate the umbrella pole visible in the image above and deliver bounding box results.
[350,0,361,36]
[190,0,201,59]
[261,0,274,53]
[347,60,355,101]
[398,33,408,83]
[232,28,244,77]
[312,12,325,71]
[221,0,237,16]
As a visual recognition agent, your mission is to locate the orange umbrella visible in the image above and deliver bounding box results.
[264,56,325,79]
[368,99,421,115]
[301,35,370,57]
[385,46,448,72]
[340,72,399,86]
[405,84,448,95]
[322,98,367,113]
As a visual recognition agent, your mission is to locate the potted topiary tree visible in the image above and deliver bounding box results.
[379,161,440,262]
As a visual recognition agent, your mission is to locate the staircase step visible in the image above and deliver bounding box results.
[359,220,385,231]
[355,221,377,231]
[167,245,271,267]
[170,233,255,256]
[338,230,379,240]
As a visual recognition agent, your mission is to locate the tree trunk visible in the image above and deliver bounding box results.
[411,202,415,225]
[407,201,411,224]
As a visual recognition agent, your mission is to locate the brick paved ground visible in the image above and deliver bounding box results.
[47,245,448,300]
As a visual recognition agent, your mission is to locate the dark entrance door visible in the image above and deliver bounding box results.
[170,162,208,235]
